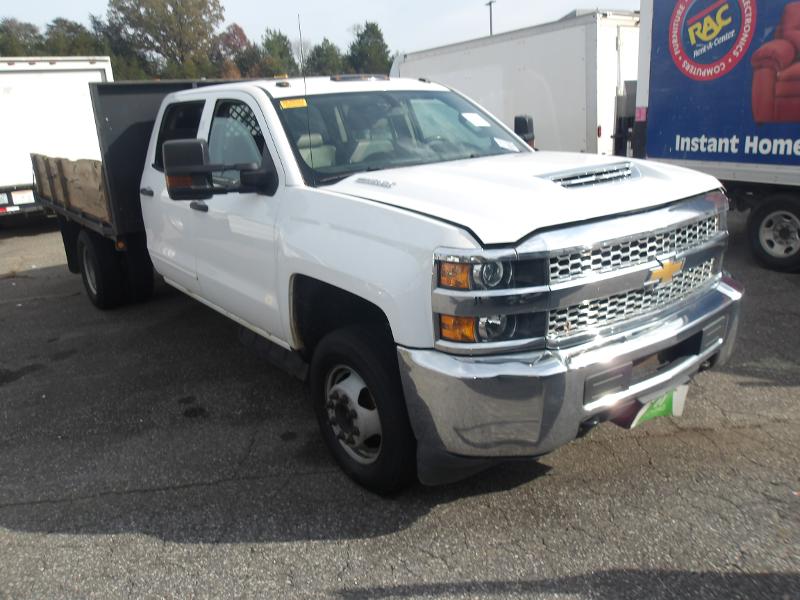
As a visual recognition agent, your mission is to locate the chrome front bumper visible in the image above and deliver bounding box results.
[398,276,743,485]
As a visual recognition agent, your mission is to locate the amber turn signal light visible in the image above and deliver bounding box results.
[440,315,477,343]
[439,262,471,289]
[167,175,193,189]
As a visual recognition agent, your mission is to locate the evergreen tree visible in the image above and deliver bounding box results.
[261,28,297,76]
[305,38,344,76]
[346,22,391,74]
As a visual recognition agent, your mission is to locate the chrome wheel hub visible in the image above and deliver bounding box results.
[759,210,800,259]
[325,365,382,465]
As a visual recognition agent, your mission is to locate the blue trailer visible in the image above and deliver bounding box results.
[634,0,800,271]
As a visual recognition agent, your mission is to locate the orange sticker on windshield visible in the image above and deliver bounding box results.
[280,98,308,109]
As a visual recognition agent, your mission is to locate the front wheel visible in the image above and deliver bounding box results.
[310,326,416,494]
[747,195,800,272]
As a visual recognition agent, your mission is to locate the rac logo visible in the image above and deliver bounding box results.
[648,258,685,286]
[670,0,757,82]
[687,2,733,46]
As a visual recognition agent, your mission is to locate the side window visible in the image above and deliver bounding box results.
[154,101,205,170]
[208,100,265,185]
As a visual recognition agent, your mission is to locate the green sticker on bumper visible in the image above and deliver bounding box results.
[631,385,689,428]
[638,392,674,424]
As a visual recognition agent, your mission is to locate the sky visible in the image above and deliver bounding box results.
[7,0,641,54]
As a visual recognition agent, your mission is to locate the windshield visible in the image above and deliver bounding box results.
[272,90,529,185]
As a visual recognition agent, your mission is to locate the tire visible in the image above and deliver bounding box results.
[310,326,416,494]
[76,230,124,309]
[747,195,800,272]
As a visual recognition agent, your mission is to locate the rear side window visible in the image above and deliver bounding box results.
[153,101,205,170]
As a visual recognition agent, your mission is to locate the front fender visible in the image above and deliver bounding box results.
[276,187,479,348]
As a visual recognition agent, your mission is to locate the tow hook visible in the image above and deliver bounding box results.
[577,417,601,438]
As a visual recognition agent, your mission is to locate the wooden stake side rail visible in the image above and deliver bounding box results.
[31,153,115,235]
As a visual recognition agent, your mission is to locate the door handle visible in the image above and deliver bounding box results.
[139,187,154,197]
[189,201,208,213]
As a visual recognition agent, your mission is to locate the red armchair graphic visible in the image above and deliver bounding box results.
[751,2,800,123]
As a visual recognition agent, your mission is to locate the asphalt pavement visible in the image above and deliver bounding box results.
[0,213,797,599]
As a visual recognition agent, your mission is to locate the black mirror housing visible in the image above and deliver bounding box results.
[163,139,214,201]
[239,148,279,196]
[514,115,535,146]
[240,169,278,196]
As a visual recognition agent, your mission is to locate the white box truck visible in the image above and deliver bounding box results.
[634,0,800,271]
[390,10,640,155]
[0,56,113,220]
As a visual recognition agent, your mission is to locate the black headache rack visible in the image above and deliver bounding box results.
[34,80,225,240]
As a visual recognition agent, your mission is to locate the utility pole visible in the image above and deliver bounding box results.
[486,0,496,36]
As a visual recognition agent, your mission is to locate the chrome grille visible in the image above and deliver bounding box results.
[547,259,716,339]
[551,163,633,188]
[549,215,720,284]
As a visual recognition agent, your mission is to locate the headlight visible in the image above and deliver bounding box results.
[438,260,516,290]
[439,313,544,344]
[472,261,512,289]
[477,315,516,341]
[435,254,547,349]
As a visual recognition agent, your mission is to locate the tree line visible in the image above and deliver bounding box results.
[0,0,393,80]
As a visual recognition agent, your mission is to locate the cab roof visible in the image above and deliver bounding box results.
[170,75,450,101]
[261,75,449,98]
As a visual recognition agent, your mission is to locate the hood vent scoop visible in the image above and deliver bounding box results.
[550,162,635,188]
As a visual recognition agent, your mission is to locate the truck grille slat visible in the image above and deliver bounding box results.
[549,215,719,284]
[547,259,716,339]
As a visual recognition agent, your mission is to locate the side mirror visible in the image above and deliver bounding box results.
[514,115,535,147]
[163,139,214,201]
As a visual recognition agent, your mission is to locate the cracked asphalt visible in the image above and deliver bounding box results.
[0,213,798,599]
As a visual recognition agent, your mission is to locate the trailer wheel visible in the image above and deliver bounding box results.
[77,230,124,309]
[747,195,800,272]
[310,326,416,494]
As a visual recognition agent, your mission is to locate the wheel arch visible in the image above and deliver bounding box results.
[290,274,395,359]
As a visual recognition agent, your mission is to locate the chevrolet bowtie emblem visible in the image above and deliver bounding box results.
[648,258,685,285]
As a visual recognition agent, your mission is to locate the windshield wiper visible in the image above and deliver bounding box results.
[315,173,356,185]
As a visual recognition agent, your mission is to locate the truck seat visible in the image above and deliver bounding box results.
[297,133,337,168]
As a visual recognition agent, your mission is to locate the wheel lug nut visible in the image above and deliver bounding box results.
[349,409,358,419]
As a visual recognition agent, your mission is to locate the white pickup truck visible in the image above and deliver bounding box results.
[34,76,742,493]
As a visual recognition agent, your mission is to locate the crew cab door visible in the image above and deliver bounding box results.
[140,99,206,293]
[191,93,285,341]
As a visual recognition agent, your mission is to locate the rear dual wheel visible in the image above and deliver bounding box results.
[77,230,124,309]
[76,230,153,309]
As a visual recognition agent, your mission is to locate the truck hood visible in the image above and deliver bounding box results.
[329,152,721,245]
